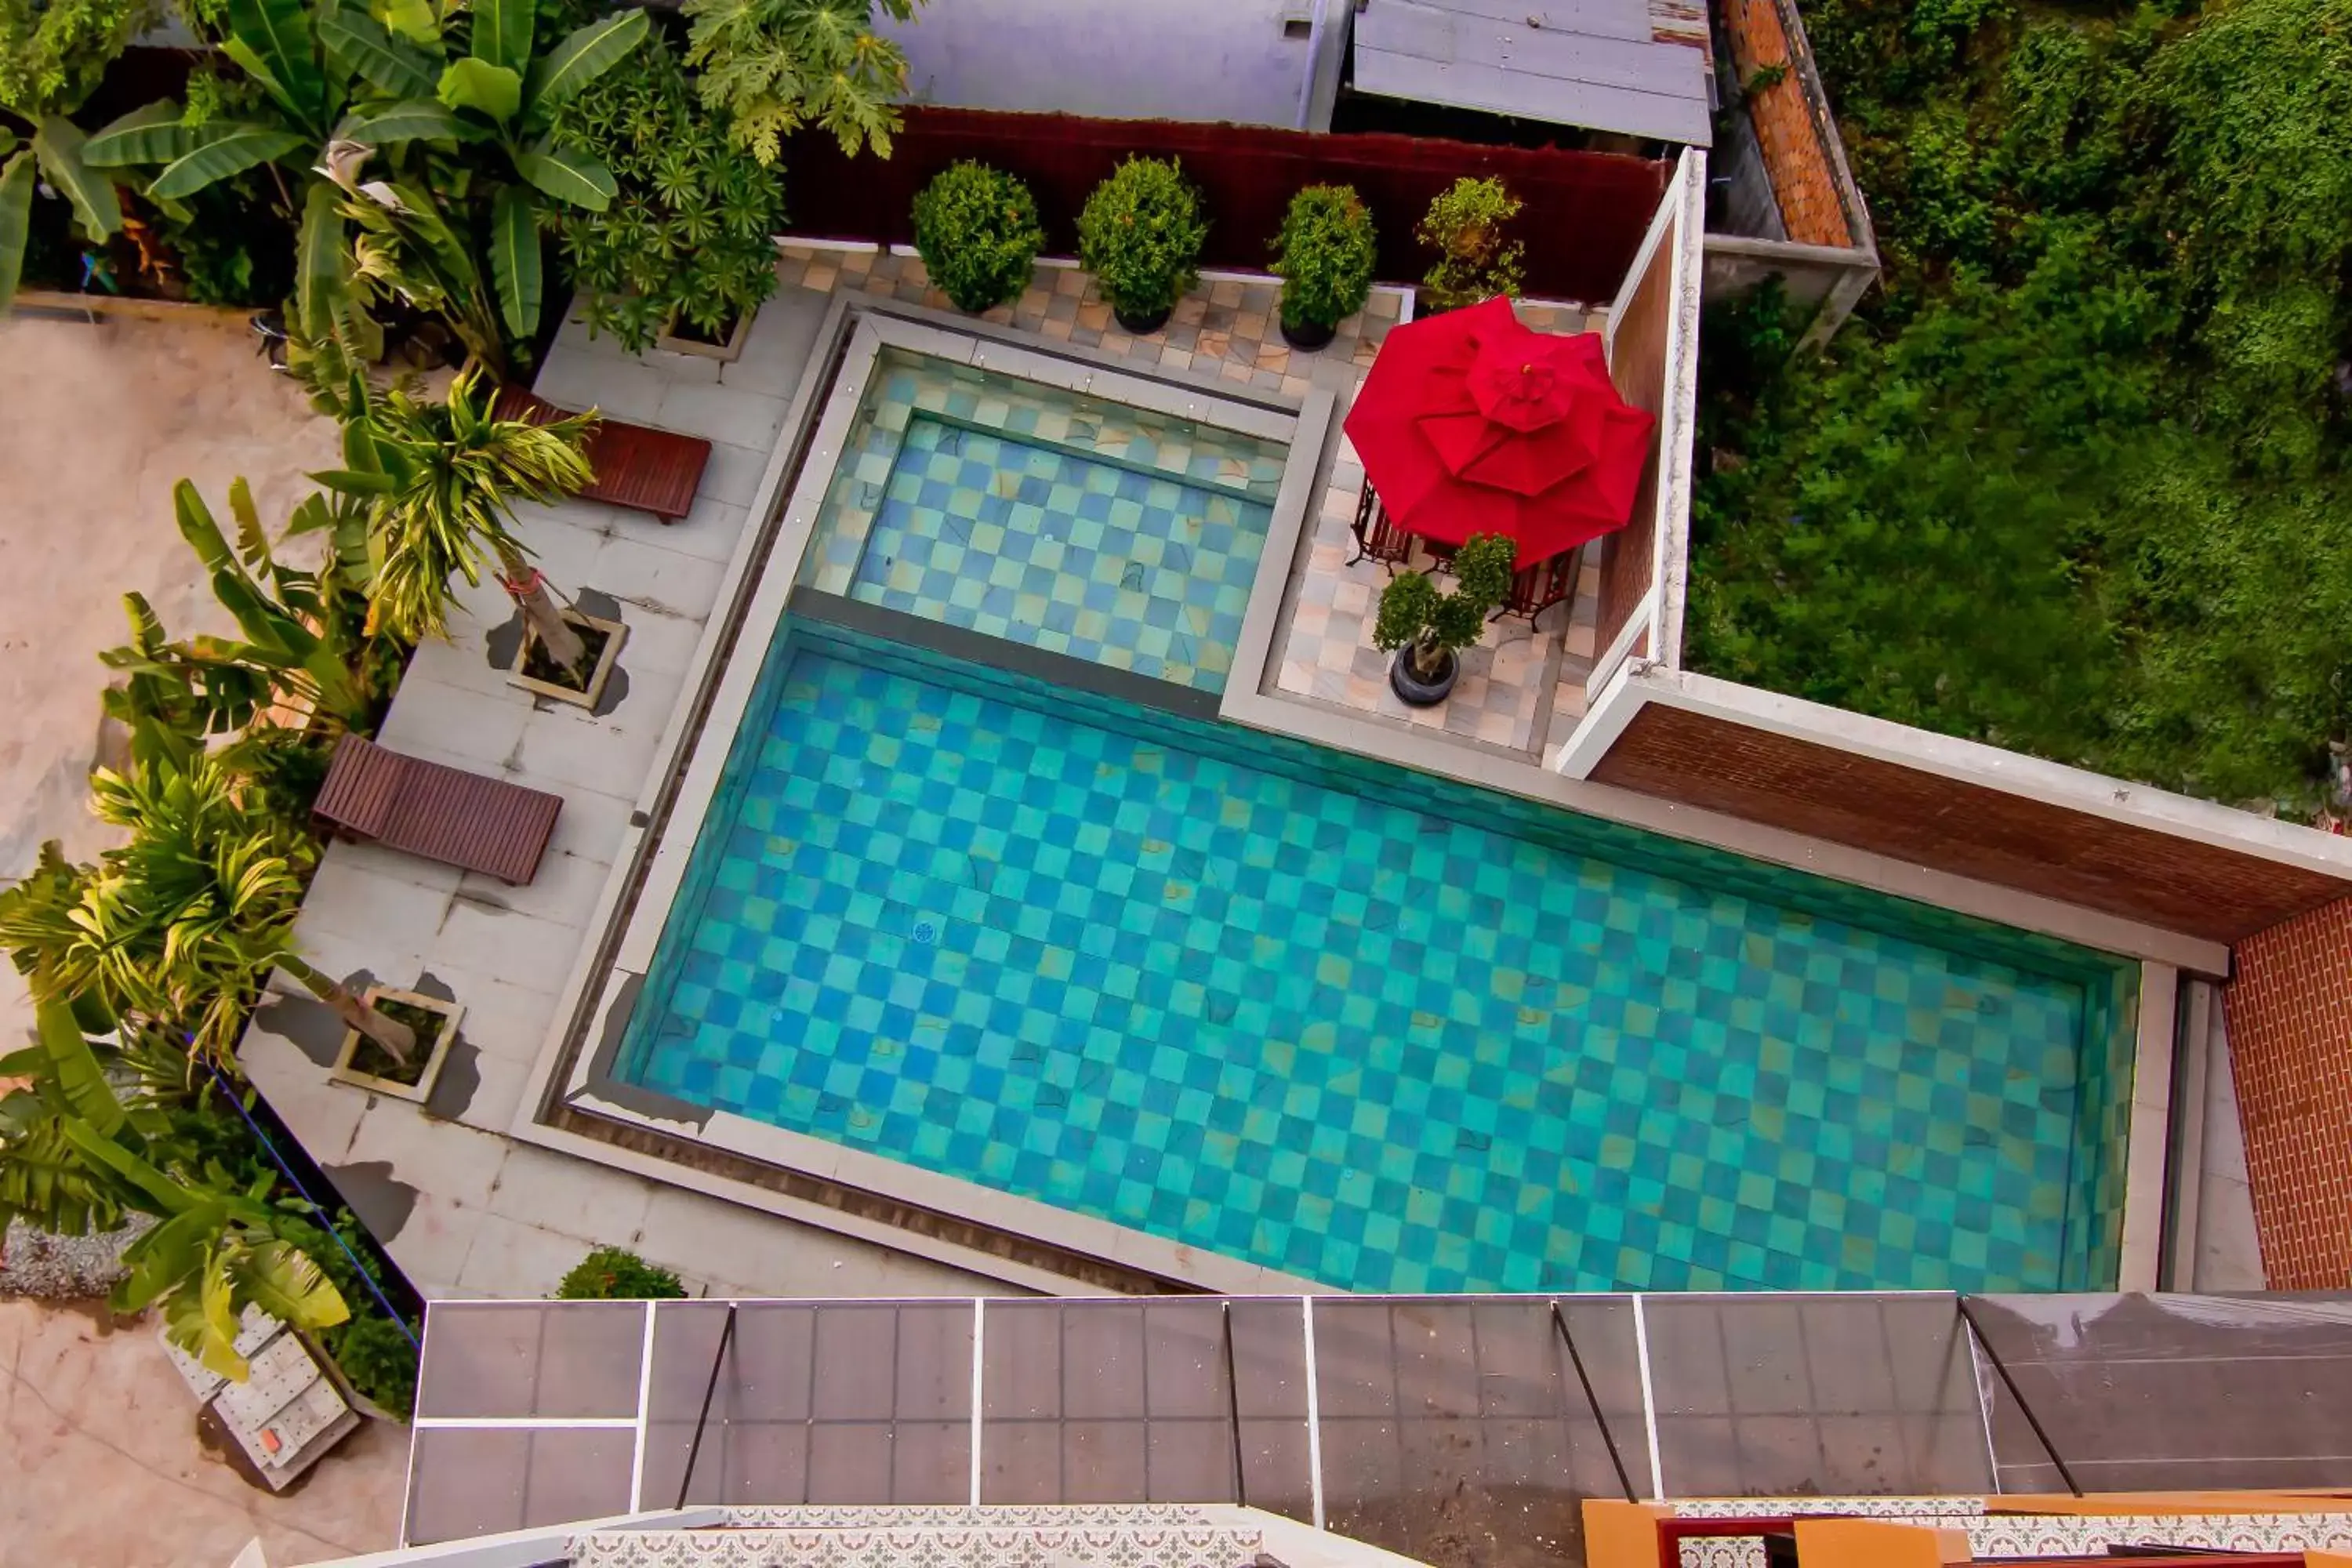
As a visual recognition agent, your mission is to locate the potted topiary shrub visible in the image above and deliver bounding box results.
[1077,155,1208,335]
[1417,176,1526,313]
[912,161,1047,314]
[1270,184,1377,350]
[1373,532,1518,705]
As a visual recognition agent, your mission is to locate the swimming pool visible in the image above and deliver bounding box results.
[797,347,1286,693]
[616,612,2135,1295]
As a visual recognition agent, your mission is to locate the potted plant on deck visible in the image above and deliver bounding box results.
[1078,155,1208,335]
[329,368,625,710]
[912,160,1046,314]
[1271,184,1377,350]
[1373,532,1516,706]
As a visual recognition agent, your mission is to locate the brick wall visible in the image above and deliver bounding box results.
[1720,0,1851,248]
[1595,229,1676,658]
[1588,702,2352,943]
[2223,897,2352,1289]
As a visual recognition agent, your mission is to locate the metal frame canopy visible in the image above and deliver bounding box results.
[1350,0,1715,147]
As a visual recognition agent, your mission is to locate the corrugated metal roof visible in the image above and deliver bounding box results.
[1352,0,1715,146]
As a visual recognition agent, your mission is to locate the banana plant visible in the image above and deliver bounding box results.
[417,0,649,339]
[0,1000,350,1380]
[100,477,387,750]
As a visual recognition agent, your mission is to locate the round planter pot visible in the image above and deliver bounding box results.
[1279,315,1338,350]
[1115,303,1174,335]
[1390,648,1460,706]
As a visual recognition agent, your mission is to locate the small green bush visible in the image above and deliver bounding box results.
[1077,155,1207,322]
[912,161,1045,314]
[1270,183,1377,332]
[556,1246,688,1300]
[1417,176,1524,313]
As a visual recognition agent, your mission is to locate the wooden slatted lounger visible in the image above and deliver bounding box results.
[492,384,713,524]
[314,735,564,885]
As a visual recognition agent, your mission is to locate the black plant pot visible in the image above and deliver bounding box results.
[1279,315,1338,350]
[1115,302,1174,335]
[1390,647,1460,706]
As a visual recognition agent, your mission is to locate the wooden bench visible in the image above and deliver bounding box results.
[492,384,713,524]
[314,735,563,885]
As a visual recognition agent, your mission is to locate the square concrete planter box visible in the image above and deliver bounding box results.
[329,987,463,1103]
[506,608,626,708]
[656,309,752,363]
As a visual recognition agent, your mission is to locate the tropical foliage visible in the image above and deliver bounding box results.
[0,753,414,1062]
[0,0,149,310]
[101,477,397,751]
[79,0,646,369]
[1688,0,2352,812]
[547,30,786,350]
[323,365,596,666]
[1076,155,1207,323]
[681,0,920,165]
[0,1000,349,1378]
[1416,176,1523,313]
[910,158,1040,314]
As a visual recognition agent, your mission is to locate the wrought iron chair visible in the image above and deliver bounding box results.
[1494,545,1581,624]
[1348,481,1415,573]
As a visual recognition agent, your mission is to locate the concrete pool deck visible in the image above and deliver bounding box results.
[239,247,2249,1303]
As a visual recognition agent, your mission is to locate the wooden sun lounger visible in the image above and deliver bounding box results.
[492,384,713,524]
[314,735,563,885]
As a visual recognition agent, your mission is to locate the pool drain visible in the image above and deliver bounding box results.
[913,920,938,945]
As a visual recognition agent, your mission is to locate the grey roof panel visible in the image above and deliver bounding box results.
[1353,0,1714,145]
[1356,45,1713,144]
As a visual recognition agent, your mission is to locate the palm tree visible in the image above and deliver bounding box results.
[330,366,599,672]
[0,1000,349,1379]
[0,753,416,1065]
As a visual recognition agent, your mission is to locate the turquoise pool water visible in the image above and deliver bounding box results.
[797,348,1285,694]
[618,616,2135,1295]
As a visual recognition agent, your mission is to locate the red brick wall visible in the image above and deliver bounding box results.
[1595,231,1675,658]
[2223,897,2352,1289]
[1720,0,1852,248]
[1588,702,2352,943]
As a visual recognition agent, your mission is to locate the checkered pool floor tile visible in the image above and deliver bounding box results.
[622,625,2126,1296]
[800,350,1282,693]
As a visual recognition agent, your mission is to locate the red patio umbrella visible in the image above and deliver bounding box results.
[1343,296,1657,564]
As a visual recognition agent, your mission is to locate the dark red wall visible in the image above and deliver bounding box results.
[784,107,1670,306]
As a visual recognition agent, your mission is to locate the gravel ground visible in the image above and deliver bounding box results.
[0,1214,153,1300]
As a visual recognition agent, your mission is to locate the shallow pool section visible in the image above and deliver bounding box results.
[618,620,2134,1296]
[797,348,1284,693]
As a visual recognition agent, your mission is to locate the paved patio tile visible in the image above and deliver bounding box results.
[456,1210,604,1298]
[437,896,586,982]
[488,1143,657,1241]
[657,381,790,449]
[349,1109,513,1210]
[296,854,456,953]
[591,535,729,622]
[375,669,531,767]
[387,1188,490,1298]
[697,441,773,508]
